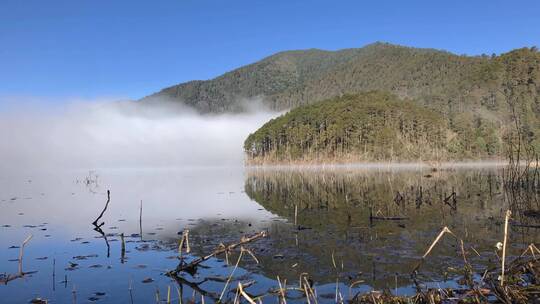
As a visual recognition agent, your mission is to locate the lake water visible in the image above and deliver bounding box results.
[1,165,539,303]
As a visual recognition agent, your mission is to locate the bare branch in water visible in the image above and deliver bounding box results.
[0,234,34,285]
[168,231,267,275]
[92,190,110,226]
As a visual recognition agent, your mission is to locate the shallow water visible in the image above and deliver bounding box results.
[1,166,539,303]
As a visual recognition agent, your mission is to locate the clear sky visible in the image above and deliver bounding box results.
[1,0,539,101]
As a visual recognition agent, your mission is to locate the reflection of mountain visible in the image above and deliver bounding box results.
[241,168,540,287]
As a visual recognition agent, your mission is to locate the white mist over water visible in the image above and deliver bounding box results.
[0,98,279,172]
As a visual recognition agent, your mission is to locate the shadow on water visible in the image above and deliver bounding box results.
[91,190,111,258]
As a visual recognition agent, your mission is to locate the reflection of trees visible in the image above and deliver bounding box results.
[245,168,504,231]
[149,168,539,291]
[242,168,540,287]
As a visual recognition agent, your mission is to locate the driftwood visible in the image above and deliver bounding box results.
[0,235,34,285]
[168,231,267,275]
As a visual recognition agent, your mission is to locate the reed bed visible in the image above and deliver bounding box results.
[164,208,540,304]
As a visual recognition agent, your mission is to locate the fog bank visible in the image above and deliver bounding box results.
[0,98,279,172]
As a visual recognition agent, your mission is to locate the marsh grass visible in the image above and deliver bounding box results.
[162,212,540,304]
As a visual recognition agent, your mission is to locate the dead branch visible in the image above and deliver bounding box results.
[412,226,458,273]
[238,282,257,304]
[169,231,267,275]
[0,234,34,285]
[92,190,110,226]
[501,210,511,286]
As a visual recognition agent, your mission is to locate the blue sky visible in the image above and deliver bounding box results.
[1,0,539,101]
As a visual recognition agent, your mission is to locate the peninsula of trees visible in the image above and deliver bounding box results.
[244,92,496,163]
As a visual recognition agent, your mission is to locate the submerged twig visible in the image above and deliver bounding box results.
[178,229,191,258]
[237,282,257,304]
[121,233,126,264]
[0,234,34,285]
[18,234,32,274]
[277,276,287,304]
[139,200,143,241]
[169,231,267,275]
[412,226,458,273]
[219,249,245,301]
[520,243,540,259]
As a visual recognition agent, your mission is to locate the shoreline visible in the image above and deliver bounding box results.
[244,160,517,171]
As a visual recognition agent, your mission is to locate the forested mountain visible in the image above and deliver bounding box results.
[141,43,539,115]
[141,46,364,112]
[142,42,540,162]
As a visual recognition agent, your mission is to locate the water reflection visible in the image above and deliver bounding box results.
[243,167,540,288]
[1,166,539,303]
[0,167,272,303]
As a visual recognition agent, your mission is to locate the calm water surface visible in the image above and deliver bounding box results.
[1,166,539,303]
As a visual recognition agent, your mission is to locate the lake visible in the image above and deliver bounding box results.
[1,165,539,303]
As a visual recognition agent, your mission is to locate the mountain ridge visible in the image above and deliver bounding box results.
[139,42,463,111]
[139,42,538,115]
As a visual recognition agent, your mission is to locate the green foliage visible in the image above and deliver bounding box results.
[142,43,538,116]
[244,92,451,162]
[244,92,516,162]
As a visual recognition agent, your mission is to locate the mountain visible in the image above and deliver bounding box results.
[140,42,538,114]
[141,42,540,161]
[140,46,366,112]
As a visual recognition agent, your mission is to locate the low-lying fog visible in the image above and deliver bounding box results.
[0,98,279,172]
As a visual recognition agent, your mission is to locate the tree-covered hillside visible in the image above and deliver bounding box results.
[245,92,451,162]
[141,43,539,117]
[141,47,364,112]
